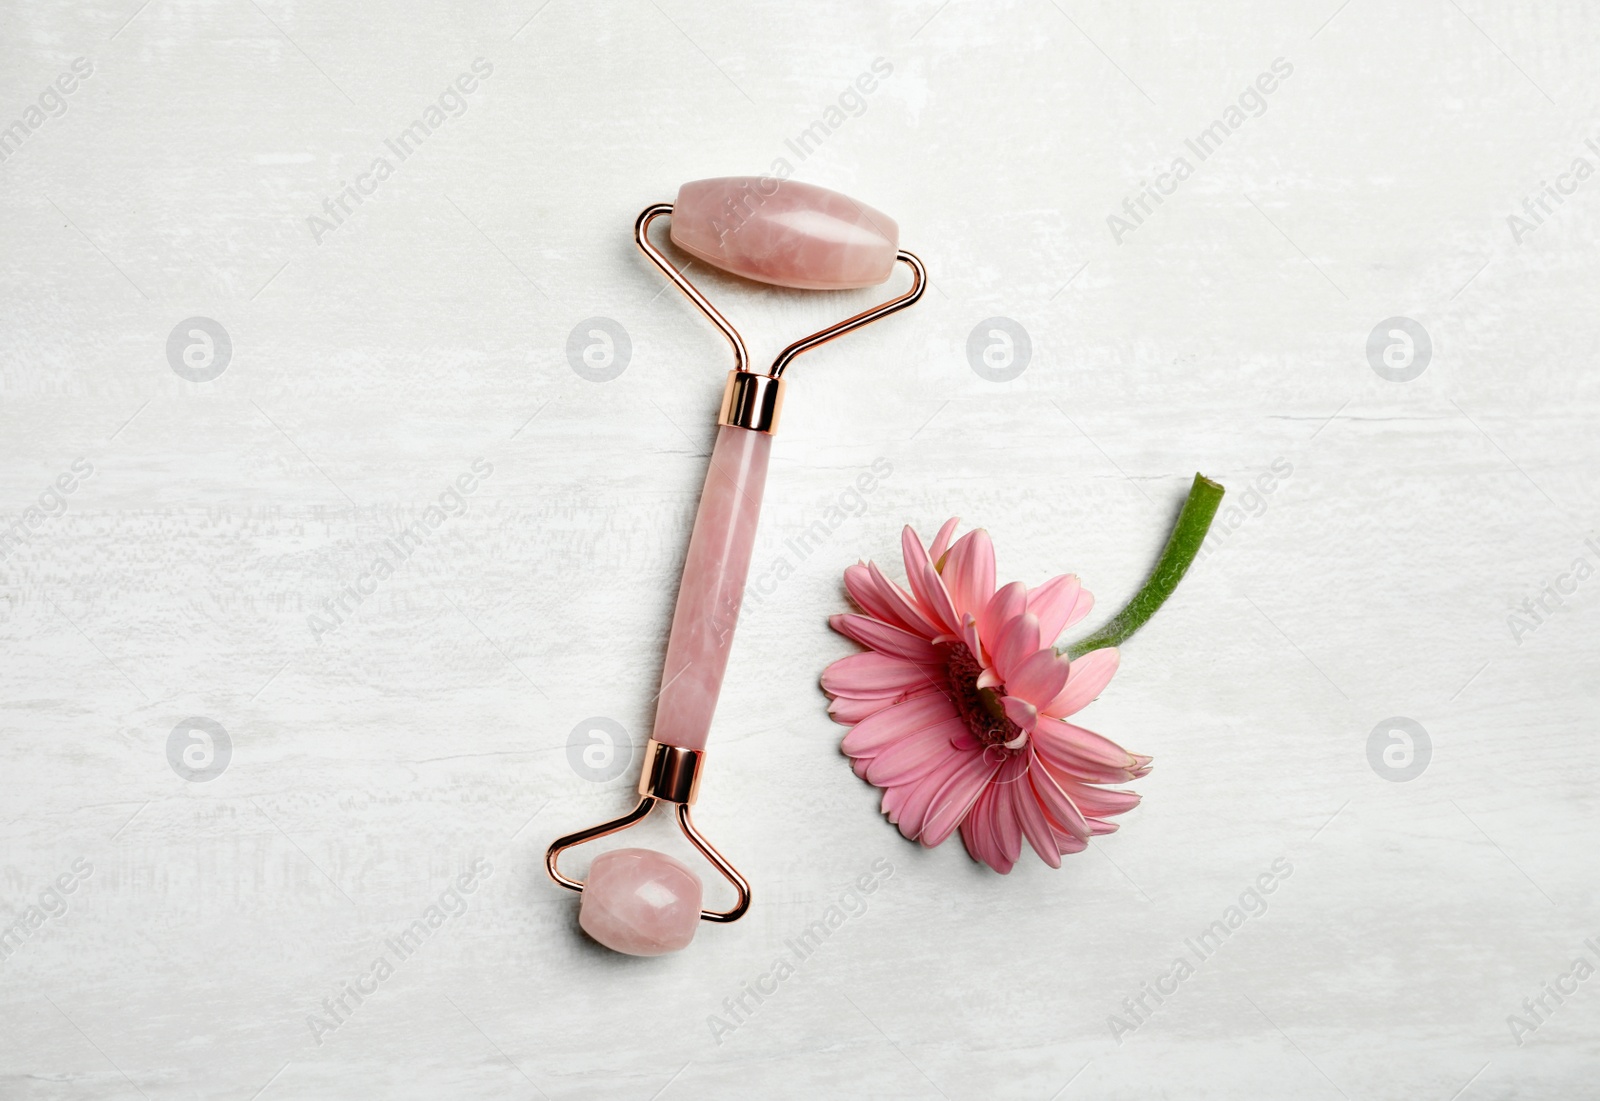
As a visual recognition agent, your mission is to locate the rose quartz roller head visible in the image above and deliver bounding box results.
[545,177,926,955]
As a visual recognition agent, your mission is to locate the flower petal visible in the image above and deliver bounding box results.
[1064,591,1094,631]
[991,761,1025,868]
[864,561,942,638]
[1050,824,1090,855]
[992,613,1042,684]
[960,785,1005,872]
[843,562,895,621]
[893,751,970,839]
[1028,574,1092,645]
[827,694,900,724]
[1000,694,1038,733]
[844,563,935,637]
[1034,748,1142,786]
[1009,770,1062,869]
[829,613,939,664]
[919,751,1000,847]
[1033,718,1150,784]
[841,693,960,756]
[1033,715,1141,769]
[881,778,911,823]
[947,716,981,752]
[1028,751,1091,840]
[822,650,940,699]
[978,581,1028,655]
[1066,785,1141,817]
[866,721,966,786]
[901,526,963,638]
[1044,647,1119,717]
[927,518,961,567]
[1005,648,1072,709]
[941,529,996,622]
[964,750,1027,872]
[959,613,984,662]
[978,798,1018,872]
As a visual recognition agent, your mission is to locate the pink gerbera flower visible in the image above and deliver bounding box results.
[822,519,1152,873]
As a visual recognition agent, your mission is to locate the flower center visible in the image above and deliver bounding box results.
[942,642,1025,750]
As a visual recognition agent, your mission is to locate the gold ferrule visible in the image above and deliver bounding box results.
[717,371,785,433]
[637,740,705,804]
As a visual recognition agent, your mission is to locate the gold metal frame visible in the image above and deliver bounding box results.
[544,741,751,923]
[716,370,785,433]
[632,202,928,430]
[635,738,704,804]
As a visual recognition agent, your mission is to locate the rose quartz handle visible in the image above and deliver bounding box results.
[651,425,772,751]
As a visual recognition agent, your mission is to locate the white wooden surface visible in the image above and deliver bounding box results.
[2,1,1597,1098]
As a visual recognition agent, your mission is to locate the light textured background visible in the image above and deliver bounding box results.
[2,1,1597,1098]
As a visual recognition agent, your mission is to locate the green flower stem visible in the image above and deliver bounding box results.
[1061,473,1225,660]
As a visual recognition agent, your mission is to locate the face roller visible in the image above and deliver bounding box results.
[545,178,926,955]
